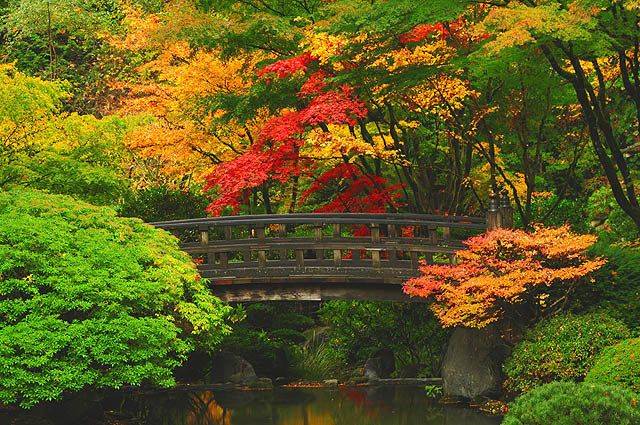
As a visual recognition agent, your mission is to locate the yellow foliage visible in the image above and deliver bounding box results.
[480,2,598,54]
[379,40,455,71]
[468,143,528,200]
[113,5,266,187]
[302,125,400,161]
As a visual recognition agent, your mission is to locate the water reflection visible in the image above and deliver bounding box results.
[135,386,501,425]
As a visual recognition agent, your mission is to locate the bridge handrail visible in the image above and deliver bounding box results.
[151,212,486,283]
[151,212,486,229]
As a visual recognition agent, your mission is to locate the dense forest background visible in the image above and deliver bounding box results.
[1,0,638,238]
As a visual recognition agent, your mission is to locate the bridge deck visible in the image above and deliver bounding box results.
[153,213,486,302]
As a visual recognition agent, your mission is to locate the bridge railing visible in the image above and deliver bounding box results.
[152,213,486,283]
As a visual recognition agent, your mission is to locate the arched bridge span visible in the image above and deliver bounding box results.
[153,213,487,302]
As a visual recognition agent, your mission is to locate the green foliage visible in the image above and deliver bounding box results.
[0,189,231,408]
[119,186,210,222]
[0,64,66,187]
[291,341,346,381]
[504,313,630,393]
[20,114,134,205]
[579,241,640,332]
[586,338,640,393]
[503,381,640,425]
[243,303,314,331]
[0,66,136,204]
[1,0,135,113]
[424,384,443,399]
[587,187,638,240]
[319,301,448,377]
[220,303,315,377]
[513,194,589,233]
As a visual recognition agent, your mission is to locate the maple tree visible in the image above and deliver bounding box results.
[403,226,606,328]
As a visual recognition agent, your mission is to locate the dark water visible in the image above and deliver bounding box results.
[2,386,501,425]
[132,386,500,425]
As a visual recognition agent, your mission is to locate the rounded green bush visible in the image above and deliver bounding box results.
[504,313,630,393]
[503,381,640,425]
[586,338,640,393]
[0,190,231,408]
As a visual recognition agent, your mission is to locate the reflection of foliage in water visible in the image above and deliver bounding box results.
[130,387,500,425]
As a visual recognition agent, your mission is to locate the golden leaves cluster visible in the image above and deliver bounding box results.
[404,225,606,328]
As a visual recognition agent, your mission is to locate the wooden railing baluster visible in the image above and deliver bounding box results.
[219,226,231,269]
[410,251,419,269]
[442,225,451,241]
[256,224,266,268]
[199,224,215,267]
[333,223,341,266]
[387,224,398,267]
[295,249,305,268]
[314,223,323,263]
[277,224,287,263]
[370,223,381,269]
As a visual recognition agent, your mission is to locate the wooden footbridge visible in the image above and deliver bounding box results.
[152,208,509,302]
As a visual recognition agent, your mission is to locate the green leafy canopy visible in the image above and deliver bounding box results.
[0,189,231,408]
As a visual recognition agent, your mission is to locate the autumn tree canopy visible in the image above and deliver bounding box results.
[1,0,638,234]
[403,226,606,328]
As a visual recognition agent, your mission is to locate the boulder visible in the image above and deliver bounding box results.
[208,352,257,384]
[441,326,505,399]
[363,348,395,380]
[274,376,290,386]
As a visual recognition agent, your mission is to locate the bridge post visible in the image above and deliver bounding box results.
[487,193,500,230]
[499,190,514,229]
[314,224,324,261]
[487,190,514,230]
[219,226,231,268]
[199,224,215,266]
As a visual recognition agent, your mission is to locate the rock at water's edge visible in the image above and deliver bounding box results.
[363,348,395,381]
[441,326,505,399]
[208,352,258,384]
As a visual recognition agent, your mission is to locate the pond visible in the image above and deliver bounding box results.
[1,386,502,425]
[135,386,501,425]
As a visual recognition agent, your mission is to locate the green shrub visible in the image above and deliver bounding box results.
[0,190,231,408]
[243,303,315,331]
[221,328,284,374]
[220,303,316,378]
[586,338,640,393]
[514,193,589,233]
[504,313,630,393]
[269,328,307,344]
[587,187,638,240]
[319,301,448,377]
[579,241,640,331]
[503,381,640,425]
[119,186,210,222]
[291,342,346,381]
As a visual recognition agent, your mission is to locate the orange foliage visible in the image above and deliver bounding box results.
[404,226,606,328]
